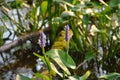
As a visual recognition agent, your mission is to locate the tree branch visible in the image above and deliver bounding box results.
[0,27,51,53]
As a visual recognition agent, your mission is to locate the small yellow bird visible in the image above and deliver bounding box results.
[52,29,73,50]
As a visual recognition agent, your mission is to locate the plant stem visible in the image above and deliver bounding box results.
[62,71,65,80]
[42,47,52,79]
[65,41,69,63]
[66,41,69,54]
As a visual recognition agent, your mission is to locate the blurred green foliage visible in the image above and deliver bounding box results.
[0,0,120,80]
[10,0,23,8]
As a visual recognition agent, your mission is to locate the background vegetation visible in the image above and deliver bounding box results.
[0,0,120,80]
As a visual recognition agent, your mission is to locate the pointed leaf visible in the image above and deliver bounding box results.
[34,73,50,80]
[33,52,46,64]
[41,1,48,16]
[16,74,31,80]
[46,49,71,75]
[69,75,80,80]
[50,62,63,77]
[58,50,76,69]
[69,71,91,80]
[46,49,76,69]
[33,52,52,72]
[61,11,75,18]
[85,49,94,61]
[99,73,120,80]
[80,70,91,80]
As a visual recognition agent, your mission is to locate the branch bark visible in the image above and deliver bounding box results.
[0,27,51,53]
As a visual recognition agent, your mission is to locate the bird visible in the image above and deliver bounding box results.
[52,29,73,50]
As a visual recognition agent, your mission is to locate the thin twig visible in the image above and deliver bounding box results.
[76,60,87,69]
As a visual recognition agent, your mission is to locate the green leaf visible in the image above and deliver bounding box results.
[68,71,91,80]
[85,49,94,61]
[69,75,81,80]
[16,74,32,80]
[61,11,75,18]
[58,50,76,69]
[71,24,84,51]
[71,4,85,12]
[46,49,76,69]
[33,52,46,64]
[46,49,71,75]
[90,25,100,33]
[99,73,120,80]
[80,70,91,80]
[50,62,63,77]
[27,7,36,20]
[33,52,53,75]
[34,73,50,80]
[53,0,73,7]
[41,1,48,16]
[82,15,89,25]
[53,17,62,24]
[9,0,23,8]
[53,0,63,3]
[72,0,77,5]
[109,0,120,8]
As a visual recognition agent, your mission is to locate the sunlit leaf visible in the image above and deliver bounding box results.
[41,1,48,16]
[99,0,108,7]
[90,24,107,36]
[46,49,71,75]
[69,71,91,80]
[53,0,73,7]
[80,70,91,80]
[33,52,46,64]
[90,25,99,35]
[47,49,76,69]
[99,73,120,80]
[71,4,85,12]
[53,0,63,3]
[72,0,76,5]
[36,6,40,16]
[28,7,37,22]
[69,75,80,80]
[16,74,31,80]
[53,17,62,24]
[61,11,75,18]
[50,62,63,77]
[34,73,50,80]
[33,52,54,76]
